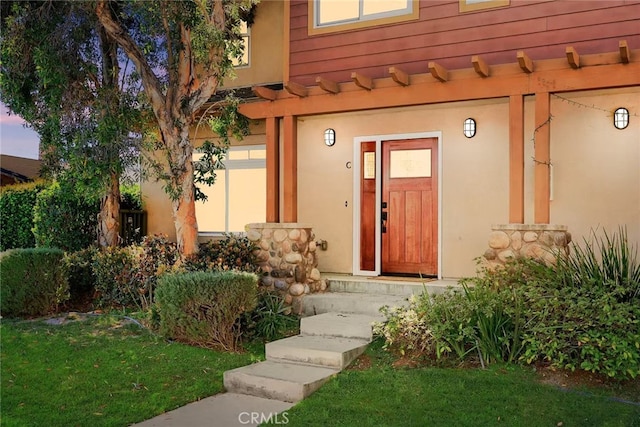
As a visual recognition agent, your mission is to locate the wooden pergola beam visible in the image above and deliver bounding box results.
[472,55,490,77]
[316,76,340,94]
[351,72,373,90]
[389,67,410,86]
[619,40,630,64]
[566,46,580,69]
[428,61,448,82]
[253,86,277,101]
[285,81,308,97]
[517,51,533,73]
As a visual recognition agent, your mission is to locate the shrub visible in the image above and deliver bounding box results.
[243,289,299,342]
[0,180,46,251]
[184,233,259,273]
[92,246,137,308]
[33,181,99,251]
[375,295,435,357]
[0,248,69,317]
[120,184,142,210]
[154,271,258,351]
[131,235,179,310]
[64,246,99,304]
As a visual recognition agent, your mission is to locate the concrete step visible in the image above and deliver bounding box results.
[302,292,410,317]
[300,312,382,341]
[266,335,369,369]
[325,275,457,296]
[223,360,339,403]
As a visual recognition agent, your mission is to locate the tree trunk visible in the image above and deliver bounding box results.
[169,127,199,256]
[98,171,121,247]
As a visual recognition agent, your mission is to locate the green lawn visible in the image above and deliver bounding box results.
[2,315,639,427]
[0,314,263,427]
[267,340,640,427]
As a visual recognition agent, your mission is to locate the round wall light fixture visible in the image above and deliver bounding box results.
[324,128,336,146]
[613,107,629,130]
[463,118,477,138]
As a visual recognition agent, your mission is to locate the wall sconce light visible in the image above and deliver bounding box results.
[324,128,336,146]
[463,118,476,138]
[613,107,629,130]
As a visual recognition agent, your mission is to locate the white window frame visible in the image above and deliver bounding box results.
[231,21,250,68]
[313,0,414,29]
[196,144,266,236]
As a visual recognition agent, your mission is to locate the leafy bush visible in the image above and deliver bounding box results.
[92,246,137,308]
[64,246,98,304]
[154,271,258,351]
[0,180,46,251]
[120,183,142,210]
[33,181,99,251]
[376,227,640,379]
[0,248,69,317]
[130,235,179,310]
[243,290,299,342]
[184,233,259,273]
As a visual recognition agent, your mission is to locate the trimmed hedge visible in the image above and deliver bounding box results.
[0,181,46,251]
[0,248,69,317]
[155,271,258,351]
[33,181,99,251]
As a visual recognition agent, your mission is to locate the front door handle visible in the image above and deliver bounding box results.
[381,204,388,233]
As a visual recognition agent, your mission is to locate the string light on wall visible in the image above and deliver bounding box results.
[463,118,476,138]
[613,107,630,130]
[324,128,336,146]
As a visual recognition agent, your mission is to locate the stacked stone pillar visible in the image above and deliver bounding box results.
[483,224,571,269]
[246,223,326,313]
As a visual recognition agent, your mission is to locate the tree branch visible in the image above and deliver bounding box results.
[95,0,166,121]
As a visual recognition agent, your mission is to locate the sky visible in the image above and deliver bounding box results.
[0,103,40,160]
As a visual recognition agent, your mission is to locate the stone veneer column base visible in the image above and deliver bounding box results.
[246,223,325,314]
[483,224,571,269]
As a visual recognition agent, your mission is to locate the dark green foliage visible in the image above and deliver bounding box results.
[32,181,99,251]
[92,246,136,308]
[131,235,179,310]
[184,233,259,273]
[120,184,143,210]
[155,271,258,351]
[376,227,640,379]
[63,246,98,303]
[243,290,299,342]
[0,181,45,251]
[0,248,69,317]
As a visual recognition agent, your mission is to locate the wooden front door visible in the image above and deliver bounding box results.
[381,138,438,275]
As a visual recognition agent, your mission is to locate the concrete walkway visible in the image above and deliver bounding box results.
[132,393,294,427]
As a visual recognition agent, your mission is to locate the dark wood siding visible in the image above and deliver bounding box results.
[289,0,640,86]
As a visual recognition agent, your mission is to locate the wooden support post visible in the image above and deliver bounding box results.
[566,46,580,69]
[472,55,490,77]
[389,67,410,86]
[265,116,280,222]
[253,86,278,100]
[517,51,534,73]
[351,72,373,90]
[282,115,297,222]
[316,76,340,94]
[509,95,525,223]
[285,81,308,97]
[534,92,551,224]
[428,61,448,82]
[619,40,630,64]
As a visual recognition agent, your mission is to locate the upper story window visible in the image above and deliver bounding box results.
[231,21,250,67]
[310,0,418,35]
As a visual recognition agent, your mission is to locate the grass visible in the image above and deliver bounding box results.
[0,313,263,427]
[266,339,640,427]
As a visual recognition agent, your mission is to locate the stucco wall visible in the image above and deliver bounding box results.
[297,98,510,278]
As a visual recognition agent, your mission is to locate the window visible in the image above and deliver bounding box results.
[194,145,266,234]
[310,0,418,35]
[459,0,509,13]
[231,21,250,67]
